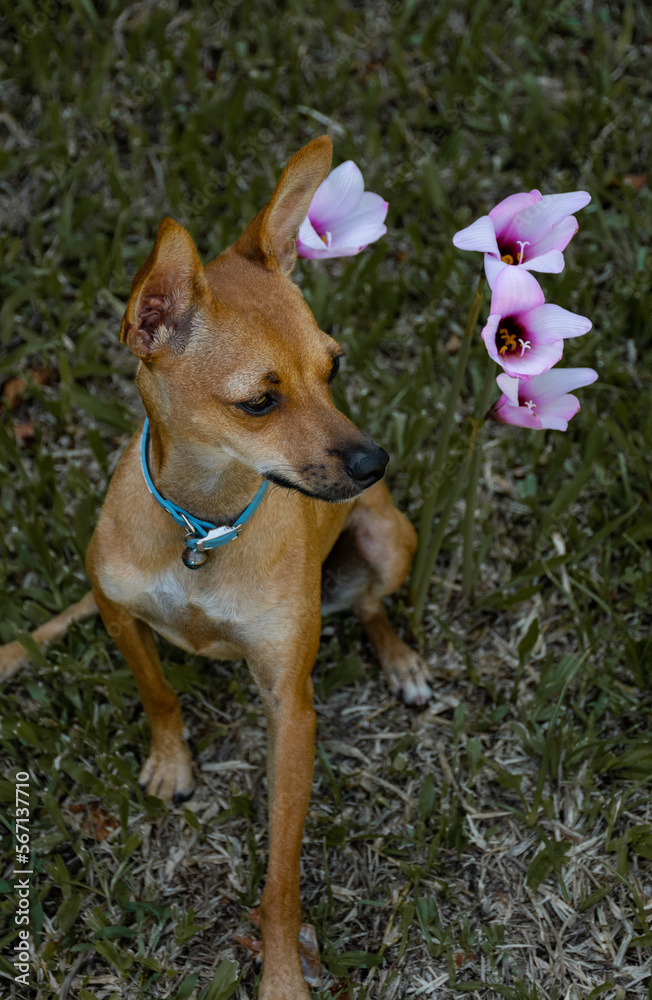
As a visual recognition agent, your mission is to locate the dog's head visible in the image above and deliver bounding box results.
[119,136,388,502]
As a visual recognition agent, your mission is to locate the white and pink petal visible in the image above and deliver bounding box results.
[481,315,503,365]
[520,249,566,274]
[508,191,591,245]
[537,394,582,431]
[527,367,598,405]
[328,191,388,248]
[297,215,332,258]
[527,215,579,257]
[453,215,500,254]
[489,190,541,239]
[490,266,545,317]
[308,160,365,232]
[498,338,564,378]
[525,303,592,341]
[484,253,507,289]
[496,372,521,406]
[493,396,543,429]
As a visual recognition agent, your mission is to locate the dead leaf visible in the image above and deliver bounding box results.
[299,922,321,986]
[68,801,119,842]
[14,422,35,442]
[609,173,647,192]
[2,369,55,410]
[234,934,262,954]
[623,174,647,191]
[492,472,517,497]
[3,377,27,410]
[445,334,461,354]
[246,909,321,986]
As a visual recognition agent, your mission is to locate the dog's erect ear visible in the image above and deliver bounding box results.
[120,218,209,360]
[233,135,333,275]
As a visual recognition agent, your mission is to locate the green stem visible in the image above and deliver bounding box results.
[410,451,471,627]
[409,273,485,608]
[461,356,496,598]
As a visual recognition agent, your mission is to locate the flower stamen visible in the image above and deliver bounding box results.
[524,399,537,415]
[500,253,514,264]
[516,240,530,263]
[498,327,517,354]
[320,230,333,248]
[518,338,532,356]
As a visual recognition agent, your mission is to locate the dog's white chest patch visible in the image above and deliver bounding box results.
[95,556,253,658]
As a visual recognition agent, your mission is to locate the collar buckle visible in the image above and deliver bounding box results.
[194,524,242,552]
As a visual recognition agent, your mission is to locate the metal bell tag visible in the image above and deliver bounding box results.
[182,546,209,569]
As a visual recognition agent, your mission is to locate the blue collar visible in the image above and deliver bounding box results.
[140,418,269,553]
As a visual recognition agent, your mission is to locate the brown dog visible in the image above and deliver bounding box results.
[0,136,431,998]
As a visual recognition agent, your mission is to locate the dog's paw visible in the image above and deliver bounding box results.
[0,641,30,681]
[138,743,195,803]
[382,647,433,707]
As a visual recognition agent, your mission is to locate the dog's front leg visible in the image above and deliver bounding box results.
[248,624,320,1000]
[92,588,195,803]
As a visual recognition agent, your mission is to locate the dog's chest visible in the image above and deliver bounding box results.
[98,558,251,659]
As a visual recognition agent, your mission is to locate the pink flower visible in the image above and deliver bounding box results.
[492,367,598,431]
[297,161,388,259]
[481,267,592,378]
[453,188,591,287]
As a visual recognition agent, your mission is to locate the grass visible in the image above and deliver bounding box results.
[1,0,651,997]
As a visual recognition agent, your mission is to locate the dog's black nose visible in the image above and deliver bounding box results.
[345,444,389,488]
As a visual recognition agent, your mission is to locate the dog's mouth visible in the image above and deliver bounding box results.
[264,470,363,503]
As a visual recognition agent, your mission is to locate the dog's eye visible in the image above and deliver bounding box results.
[328,355,341,384]
[240,393,276,415]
